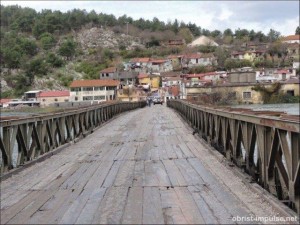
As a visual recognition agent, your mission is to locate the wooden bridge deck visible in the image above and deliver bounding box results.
[0,105,296,224]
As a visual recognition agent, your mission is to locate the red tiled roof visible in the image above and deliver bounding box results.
[282,35,300,41]
[70,79,119,88]
[138,74,148,79]
[130,58,150,63]
[38,91,70,97]
[184,53,202,59]
[150,59,166,64]
[0,98,11,103]
[100,67,116,73]
[276,69,290,74]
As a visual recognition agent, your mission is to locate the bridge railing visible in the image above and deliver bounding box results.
[0,101,146,175]
[168,99,300,214]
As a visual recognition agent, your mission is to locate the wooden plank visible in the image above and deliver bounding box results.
[178,143,195,158]
[142,187,164,224]
[162,160,187,187]
[92,187,128,224]
[188,186,220,224]
[102,160,123,188]
[174,159,204,186]
[171,143,185,159]
[160,187,188,224]
[144,160,171,187]
[121,187,143,224]
[113,160,135,187]
[188,185,233,224]
[164,136,178,159]
[174,187,205,224]
[75,187,107,224]
[84,160,113,190]
[188,158,251,219]
[58,188,95,224]
[132,160,145,187]
[27,189,70,224]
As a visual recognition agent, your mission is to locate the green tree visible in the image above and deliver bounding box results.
[214,47,229,68]
[223,28,233,37]
[25,57,48,81]
[267,29,281,42]
[40,32,56,50]
[58,38,76,60]
[296,26,300,35]
[46,53,63,67]
[178,28,193,43]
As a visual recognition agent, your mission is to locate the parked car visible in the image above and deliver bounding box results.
[153,97,163,105]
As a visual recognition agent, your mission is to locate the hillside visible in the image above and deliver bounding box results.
[0,4,290,98]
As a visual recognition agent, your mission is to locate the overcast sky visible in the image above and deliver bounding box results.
[2,1,299,35]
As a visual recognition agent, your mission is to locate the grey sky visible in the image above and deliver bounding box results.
[1,1,299,35]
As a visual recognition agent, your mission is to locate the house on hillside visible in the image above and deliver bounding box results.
[100,67,117,79]
[38,90,70,107]
[243,50,265,62]
[118,71,139,86]
[137,74,160,90]
[0,98,11,108]
[231,51,245,60]
[281,35,300,44]
[129,58,151,72]
[162,76,182,87]
[182,53,215,68]
[166,39,186,46]
[167,55,184,71]
[148,59,173,72]
[69,79,119,102]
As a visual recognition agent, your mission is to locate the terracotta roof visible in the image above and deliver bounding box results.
[100,67,116,73]
[150,59,166,64]
[130,58,150,63]
[0,98,11,103]
[184,53,202,59]
[38,91,70,97]
[276,69,290,74]
[165,76,181,81]
[138,74,148,79]
[282,35,300,41]
[70,80,119,88]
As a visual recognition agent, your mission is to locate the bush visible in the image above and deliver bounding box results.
[46,53,64,67]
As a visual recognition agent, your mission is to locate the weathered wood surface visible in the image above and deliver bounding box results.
[0,105,296,224]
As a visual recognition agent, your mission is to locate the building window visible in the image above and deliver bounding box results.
[94,87,104,91]
[106,86,115,90]
[42,99,46,102]
[106,73,109,77]
[75,97,78,101]
[282,74,286,80]
[83,96,93,101]
[94,96,105,100]
[71,87,81,92]
[54,98,58,102]
[287,90,294,96]
[243,92,251,99]
[83,87,93,91]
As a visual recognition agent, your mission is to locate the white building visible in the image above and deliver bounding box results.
[281,35,300,44]
[69,79,119,102]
